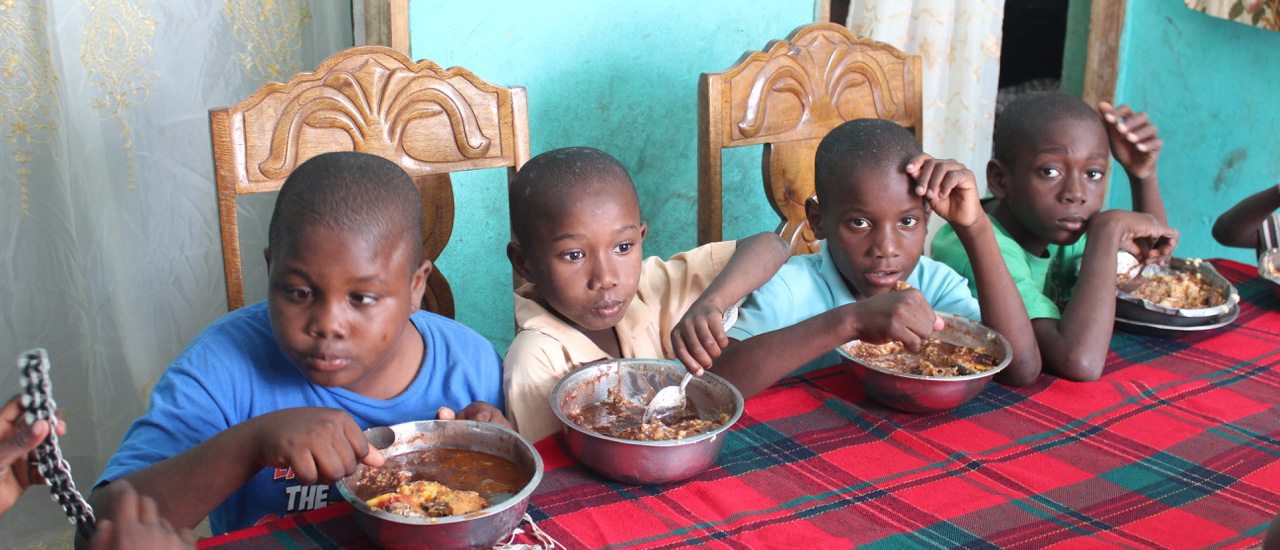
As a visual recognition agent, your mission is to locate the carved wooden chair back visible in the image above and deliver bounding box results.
[210,45,531,317]
[698,22,922,255]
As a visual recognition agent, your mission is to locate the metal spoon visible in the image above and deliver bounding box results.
[642,372,692,424]
[364,425,395,451]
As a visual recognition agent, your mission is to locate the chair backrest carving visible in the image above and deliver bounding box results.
[698,22,922,255]
[211,45,530,315]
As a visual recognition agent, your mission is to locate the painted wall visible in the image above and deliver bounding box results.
[1111,1,1280,264]
[409,1,818,350]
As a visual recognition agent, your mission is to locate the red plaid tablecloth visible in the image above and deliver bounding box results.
[200,260,1280,549]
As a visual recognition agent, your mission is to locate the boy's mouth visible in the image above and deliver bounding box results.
[1056,216,1087,232]
[302,353,351,372]
[864,270,903,290]
[592,299,625,319]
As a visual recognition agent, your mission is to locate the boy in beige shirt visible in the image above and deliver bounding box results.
[504,147,789,442]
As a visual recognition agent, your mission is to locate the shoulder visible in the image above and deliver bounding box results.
[504,330,570,385]
[914,256,969,287]
[413,309,501,369]
[172,302,280,376]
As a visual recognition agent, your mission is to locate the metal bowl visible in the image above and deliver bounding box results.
[550,358,743,485]
[836,313,1012,414]
[1115,252,1239,326]
[1259,248,1280,292]
[335,420,543,550]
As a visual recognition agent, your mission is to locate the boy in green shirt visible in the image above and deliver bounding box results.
[932,92,1177,382]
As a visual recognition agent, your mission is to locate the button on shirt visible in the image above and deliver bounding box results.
[727,240,981,375]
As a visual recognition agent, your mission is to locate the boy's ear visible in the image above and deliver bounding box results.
[986,159,1008,199]
[410,259,432,309]
[507,241,534,283]
[639,221,648,241]
[804,196,826,240]
[263,247,271,269]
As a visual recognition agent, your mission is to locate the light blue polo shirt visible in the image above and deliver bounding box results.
[727,240,981,375]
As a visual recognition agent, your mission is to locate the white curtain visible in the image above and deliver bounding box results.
[846,0,1005,193]
[0,1,352,547]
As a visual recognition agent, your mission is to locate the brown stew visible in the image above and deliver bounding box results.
[354,449,529,518]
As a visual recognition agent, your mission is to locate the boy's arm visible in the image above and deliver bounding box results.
[909,154,1041,386]
[1213,185,1280,248]
[82,408,381,540]
[713,291,941,398]
[672,232,790,374]
[1035,210,1178,381]
[1101,102,1168,225]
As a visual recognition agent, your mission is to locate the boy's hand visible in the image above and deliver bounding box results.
[846,288,944,352]
[90,480,196,550]
[907,154,983,229]
[1,393,66,515]
[437,402,511,428]
[247,407,383,486]
[672,301,730,376]
[1100,102,1162,179]
[1093,210,1179,263]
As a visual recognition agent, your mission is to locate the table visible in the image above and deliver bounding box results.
[199,260,1280,549]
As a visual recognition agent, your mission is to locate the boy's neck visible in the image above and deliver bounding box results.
[989,199,1050,258]
[584,326,622,358]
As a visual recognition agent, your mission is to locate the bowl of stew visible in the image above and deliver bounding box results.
[335,420,542,550]
[550,358,742,485]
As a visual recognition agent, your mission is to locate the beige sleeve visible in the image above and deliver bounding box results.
[639,241,738,352]
[503,331,573,443]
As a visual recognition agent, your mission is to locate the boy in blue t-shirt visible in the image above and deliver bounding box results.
[715,119,1041,398]
[86,152,506,537]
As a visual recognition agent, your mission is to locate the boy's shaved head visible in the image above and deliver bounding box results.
[509,147,638,247]
[814,118,922,201]
[268,151,423,269]
[993,91,1102,168]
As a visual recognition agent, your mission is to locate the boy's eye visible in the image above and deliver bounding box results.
[352,294,377,306]
[561,250,585,261]
[615,242,634,254]
[848,218,870,229]
[1086,170,1105,181]
[899,217,919,228]
[285,288,312,301]
[1038,167,1061,178]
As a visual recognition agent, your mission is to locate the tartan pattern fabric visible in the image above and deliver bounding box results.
[199,260,1280,550]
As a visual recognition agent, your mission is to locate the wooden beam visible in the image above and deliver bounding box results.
[1082,0,1126,108]
[362,0,410,55]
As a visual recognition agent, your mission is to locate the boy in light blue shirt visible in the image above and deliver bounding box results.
[709,119,1041,398]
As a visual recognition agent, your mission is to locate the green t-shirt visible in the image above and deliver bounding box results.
[930,215,1086,320]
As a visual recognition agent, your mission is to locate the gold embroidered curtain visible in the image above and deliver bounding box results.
[1186,0,1280,32]
[0,1,352,547]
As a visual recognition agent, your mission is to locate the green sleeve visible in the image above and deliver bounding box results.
[1001,239,1063,321]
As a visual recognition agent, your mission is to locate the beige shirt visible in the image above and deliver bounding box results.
[503,241,736,442]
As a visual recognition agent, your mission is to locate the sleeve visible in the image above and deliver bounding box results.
[920,259,983,321]
[638,241,737,339]
[503,331,574,443]
[725,267,798,341]
[97,350,236,487]
[1008,243,1063,321]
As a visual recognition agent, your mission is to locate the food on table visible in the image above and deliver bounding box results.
[366,480,490,518]
[355,448,528,519]
[1117,261,1226,309]
[842,338,1000,377]
[568,386,728,441]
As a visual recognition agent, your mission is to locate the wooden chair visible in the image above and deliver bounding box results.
[698,22,923,255]
[210,45,531,317]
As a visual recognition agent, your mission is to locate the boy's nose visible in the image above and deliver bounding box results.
[1061,176,1088,204]
[588,259,619,290]
[307,301,346,338]
[868,227,901,258]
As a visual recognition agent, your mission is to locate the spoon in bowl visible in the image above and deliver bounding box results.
[642,303,741,425]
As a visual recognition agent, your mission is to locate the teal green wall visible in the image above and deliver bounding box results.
[410,1,816,350]
[1060,0,1091,97]
[1111,1,1280,264]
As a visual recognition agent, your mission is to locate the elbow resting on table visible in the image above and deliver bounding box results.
[1047,352,1104,382]
[997,355,1041,387]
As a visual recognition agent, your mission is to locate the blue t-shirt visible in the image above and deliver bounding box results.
[727,241,981,374]
[98,302,503,534]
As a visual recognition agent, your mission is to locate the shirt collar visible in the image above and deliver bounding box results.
[816,240,858,305]
[513,283,650,365]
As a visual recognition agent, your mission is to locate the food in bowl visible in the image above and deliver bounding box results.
[566,385,729,441]
[352,448,529,519]
[1117,262,1226,309]
[842,338,1001,377]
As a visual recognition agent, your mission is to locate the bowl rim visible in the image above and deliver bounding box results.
[550,358,744,447]
[334,419,543,525]
[1114,251,1239,317]
[836,312,1012,381]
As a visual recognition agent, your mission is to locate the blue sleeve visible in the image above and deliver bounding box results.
[98,350,235,487]
[726,271,798,341]
[916,257,983,321]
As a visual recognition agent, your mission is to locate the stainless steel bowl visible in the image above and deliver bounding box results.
[1115,251,1239,326]
[551,358,743,485]
[836,313,1012,414]
[335,420,542,550]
